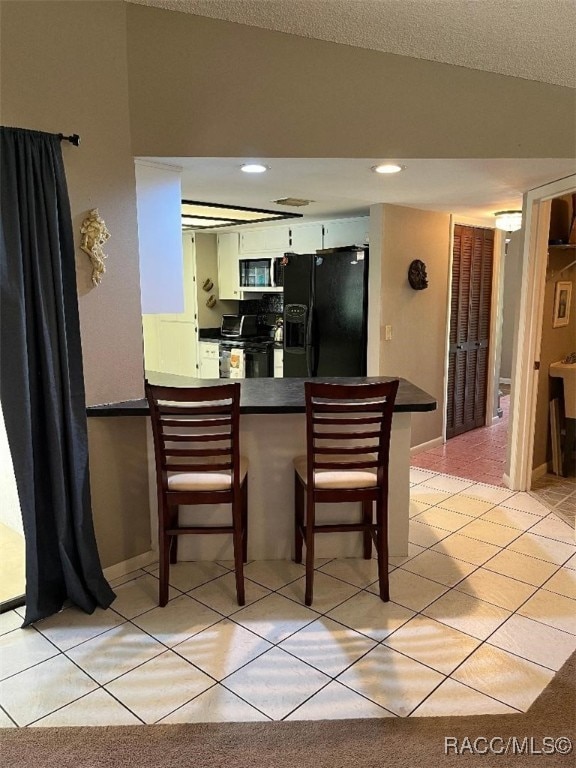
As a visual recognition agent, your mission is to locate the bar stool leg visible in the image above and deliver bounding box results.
[362,499,373,559]
[294,474,304,564]
[376,497,390,602]
[159,498,170,607]
[241,477,248,564]
[169,506,179,565]
[232,496,245,606]
[304,488,315,606]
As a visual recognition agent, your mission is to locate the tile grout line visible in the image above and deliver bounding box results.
[2,471,574,725]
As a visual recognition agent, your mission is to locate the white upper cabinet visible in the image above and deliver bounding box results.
[239,225,290,255]
[217,232,240,300]
[289,222,323,253]
[322,217,369,250]
[215,217,369,297]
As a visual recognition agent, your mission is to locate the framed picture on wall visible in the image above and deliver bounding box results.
[552,281,572,328]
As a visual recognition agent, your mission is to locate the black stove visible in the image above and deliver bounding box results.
[218,336,274,378]
[219,335,274,350]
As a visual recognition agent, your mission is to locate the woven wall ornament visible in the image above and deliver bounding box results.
[80,208,110,287]
[408,259,428,290]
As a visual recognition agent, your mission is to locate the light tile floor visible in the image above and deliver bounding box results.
[0,523,25,603]
[530,473,576,528]
[410,396,510,486]
[0,469,574,727]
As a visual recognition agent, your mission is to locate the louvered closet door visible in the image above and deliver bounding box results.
[447,225,494,439]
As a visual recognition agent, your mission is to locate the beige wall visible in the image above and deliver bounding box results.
[377,205,451,447]
[195,233,237,328]
[2,0,574,568]
[1,1,145,406]
[88,418,151,565]
[1,1,150,568]
[126,4,575,158]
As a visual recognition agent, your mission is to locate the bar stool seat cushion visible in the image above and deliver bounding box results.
[168,456,249,491]
[293,455,377,489]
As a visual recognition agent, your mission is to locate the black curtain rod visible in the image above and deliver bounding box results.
[58,133,80,146]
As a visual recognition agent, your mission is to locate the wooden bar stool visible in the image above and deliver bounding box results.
[293,380,399,606]
[145,381,248,607]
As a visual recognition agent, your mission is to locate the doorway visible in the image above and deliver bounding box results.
[0,404,25,610]
[446,224,495,438]
[411,219,510,485]
[527,192,576,524]
[508,174,576,491]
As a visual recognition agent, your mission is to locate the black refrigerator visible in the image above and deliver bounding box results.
[283,246,369,377]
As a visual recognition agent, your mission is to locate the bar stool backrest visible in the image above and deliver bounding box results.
[304,380,399,493]
[145,381,242,495]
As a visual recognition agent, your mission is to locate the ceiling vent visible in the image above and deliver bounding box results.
[273,197,314,207]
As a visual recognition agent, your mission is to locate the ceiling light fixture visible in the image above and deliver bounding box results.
[240,163,269,174]
[180,200,301,230]
[372,163,404,174]
[494,210,522,232]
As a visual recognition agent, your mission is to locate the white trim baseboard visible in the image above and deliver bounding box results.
[531,462,550,483]
[410,436,444,456]
[103,550,156,582]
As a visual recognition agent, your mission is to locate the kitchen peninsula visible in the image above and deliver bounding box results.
[88,376,436,560]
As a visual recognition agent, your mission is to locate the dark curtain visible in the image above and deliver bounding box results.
[0,127,115,625]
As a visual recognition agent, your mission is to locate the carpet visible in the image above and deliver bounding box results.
[1,653,574,768]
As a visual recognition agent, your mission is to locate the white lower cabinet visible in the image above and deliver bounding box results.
[273,348,283,378]
[199,341,220,379]
[158,320,197,376]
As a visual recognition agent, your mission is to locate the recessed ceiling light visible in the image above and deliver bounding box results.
[240,163,269,174]
[372,163,405,174]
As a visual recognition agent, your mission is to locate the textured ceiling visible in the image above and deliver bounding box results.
[145,158,576,222]
[127,0,576,88]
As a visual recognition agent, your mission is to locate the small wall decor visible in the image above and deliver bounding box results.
[206,295,217,309]
[202,278,214,292]
[552,281,572,328]
[80,208,110,287]
[408,259,428,290]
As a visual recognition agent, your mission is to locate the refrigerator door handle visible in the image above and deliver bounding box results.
[305,309,313,376]
[307,258,316,377]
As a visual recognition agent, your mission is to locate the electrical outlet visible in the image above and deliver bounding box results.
[385,325,393,340]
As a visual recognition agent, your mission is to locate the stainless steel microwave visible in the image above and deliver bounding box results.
[239,259,271,288]
[220,314,258,338]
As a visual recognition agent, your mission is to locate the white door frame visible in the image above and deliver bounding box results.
[181,232,200,376]
[507,174,576,490]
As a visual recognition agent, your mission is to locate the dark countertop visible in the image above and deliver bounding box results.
[87,374,437,417]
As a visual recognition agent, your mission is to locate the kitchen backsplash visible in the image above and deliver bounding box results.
[240,294,284,326]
